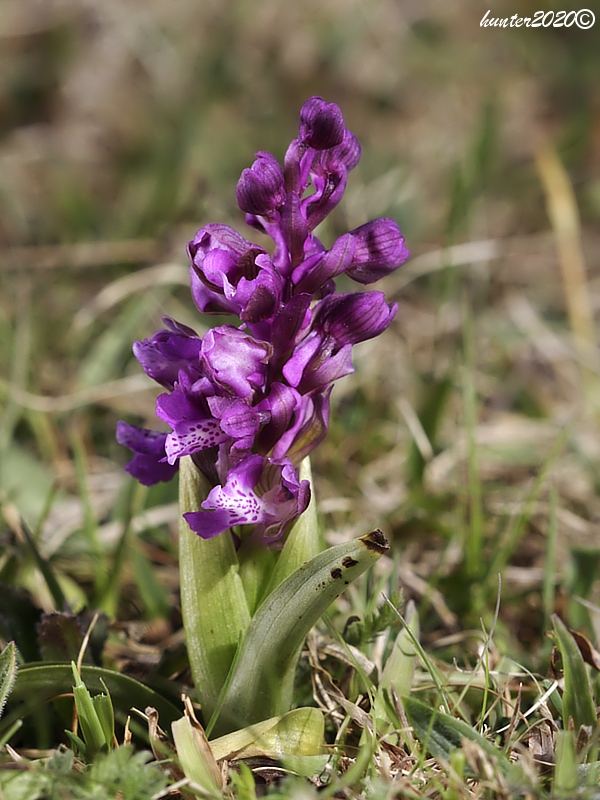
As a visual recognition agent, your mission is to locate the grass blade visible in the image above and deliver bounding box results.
[551,614,596,730]
[374,600,419,728]
[401,694,512,775]
[0,642,18,720]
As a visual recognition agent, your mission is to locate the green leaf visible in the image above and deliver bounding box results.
[237,541,277,616]
[266,457,322,593]
[374,600,419,728]
[71,661,109,757]
[0,641,18,720]
[209,707,324,761]
[14,514,66,611]
[551,614,597,730]
[554,730,579,794]
[401,694,512,775]
[229,762,258,800]
[178,457,251,721]
[171,715,223,794]
[93,684,115,750]
[0,663,181,738]
[217,530,389,733]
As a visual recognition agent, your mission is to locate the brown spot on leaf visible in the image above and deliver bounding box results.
[361,529,389,554]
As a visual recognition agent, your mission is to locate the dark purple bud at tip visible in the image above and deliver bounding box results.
[347,218,410,284]
[236,152,285,215]
[299,97,345,150]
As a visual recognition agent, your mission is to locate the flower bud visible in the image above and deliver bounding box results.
[346,218,410,284]
[236,152,285,215]
[299,97,345,150]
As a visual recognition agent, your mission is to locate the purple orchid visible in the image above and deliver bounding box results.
[118,96,409,542]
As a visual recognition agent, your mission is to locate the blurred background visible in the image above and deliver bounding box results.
[1,0,600,653]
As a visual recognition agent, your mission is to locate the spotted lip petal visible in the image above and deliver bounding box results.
[184,455,310,540]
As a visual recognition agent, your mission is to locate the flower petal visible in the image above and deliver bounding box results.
[165,418,229,464]
[116,421,177,486]
[201,326,271,398]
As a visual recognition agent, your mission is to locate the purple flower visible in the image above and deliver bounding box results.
[133,318,202,390]
[188,224,281,322]
[118,95,408,545]
[184,455,310,541]
[200,326,271,397]
[282,293,397,393]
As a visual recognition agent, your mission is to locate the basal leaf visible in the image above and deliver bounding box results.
[216,530,389,734]
[0,663,181,738]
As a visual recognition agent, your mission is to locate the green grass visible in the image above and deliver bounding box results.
[2,1,600,796]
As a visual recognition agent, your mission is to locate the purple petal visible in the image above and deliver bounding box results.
[292,234,356,295]
[208,397,262,441]
[302,342,355,392]
[299,97,345,150]
[116,421,177,486]
[346,218,410,284]
[188,224,268,316]
[255,383,302,454]
[271,388,331,463]
[236,152,285,215]
[133,324,202,390]
[282,331,322,388]
[316,128,362,173]
[201,326,271,398]
[314,291,398,345]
